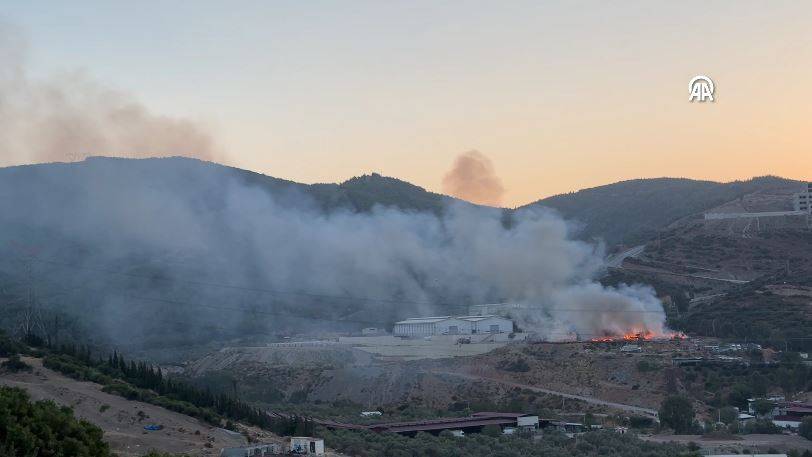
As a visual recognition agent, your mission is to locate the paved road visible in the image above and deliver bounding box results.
[433,371,658,417]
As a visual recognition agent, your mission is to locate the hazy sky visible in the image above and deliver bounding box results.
[2,1,811,206]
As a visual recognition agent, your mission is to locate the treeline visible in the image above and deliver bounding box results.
[37,340,314,437]
[678,359,811,410]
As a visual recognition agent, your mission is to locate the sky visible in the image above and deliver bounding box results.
[1,1,811,206]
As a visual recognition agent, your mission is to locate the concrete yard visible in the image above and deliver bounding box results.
[339,334,518,360]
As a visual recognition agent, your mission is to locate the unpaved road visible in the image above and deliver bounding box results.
[606,244,646,268]
[644,433,812,453]
[434,370,658,417]
[0,357,246,456]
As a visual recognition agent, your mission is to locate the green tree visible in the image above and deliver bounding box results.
[481,425,501,437]
[752,399,775,417]
[658,395,695,434]
[718,406,737,425]
[727,383,753,408]
[0,386,111,456]
[800,417,812,441]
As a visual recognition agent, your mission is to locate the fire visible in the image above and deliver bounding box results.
[589,329,686,343]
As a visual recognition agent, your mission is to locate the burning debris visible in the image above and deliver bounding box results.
[589,330,686,343]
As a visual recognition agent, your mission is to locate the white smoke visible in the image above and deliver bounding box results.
[27,167,668,342]
[0,23,671,344]
[216,183,671,340]
[0,22,221,167]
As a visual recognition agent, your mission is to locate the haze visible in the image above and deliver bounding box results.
[2,0,811,205]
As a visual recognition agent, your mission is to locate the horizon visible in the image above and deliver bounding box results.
[5,154,805,208]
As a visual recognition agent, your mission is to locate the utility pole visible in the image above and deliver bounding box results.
[10,244,46,342]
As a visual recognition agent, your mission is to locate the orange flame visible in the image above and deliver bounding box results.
[589,330,686,343]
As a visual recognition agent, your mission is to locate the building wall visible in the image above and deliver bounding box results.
[435,318,473,335]
[393,322,436,337]
[290,438,324,455]
[795,189,810,213]
[470,316,513,333]
[468,303,528,316]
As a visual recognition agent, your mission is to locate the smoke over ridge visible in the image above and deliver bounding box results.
[0,23,670,345]
[0,23,221,167]
[442,150,505,207]
[0,158,670,344]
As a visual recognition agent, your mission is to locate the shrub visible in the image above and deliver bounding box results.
[799,417,812,441]
[497,358,530,372]
[743,419,781,435]
[1,354,31,372]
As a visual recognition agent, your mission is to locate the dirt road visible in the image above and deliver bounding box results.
[434,370,659,417]
[644,433,812,453]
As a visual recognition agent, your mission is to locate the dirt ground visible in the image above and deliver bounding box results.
[643,433,812,454]
[0,357,246,457]
[426,341,688,410]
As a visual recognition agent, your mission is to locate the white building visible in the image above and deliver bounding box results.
[772,416,801,429]
[393,315,512,337]
[361,327,385,336]
[220,443,282,457]
[461,315,513,334]
[517,415,540,432]
[468,303,530,316]
[793,183,811,213]
[289,437,324,455]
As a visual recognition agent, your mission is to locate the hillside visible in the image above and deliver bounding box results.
[0,157,461,353]
[526,176,804,245]
[0,157,807,354]
[0,357,247,456]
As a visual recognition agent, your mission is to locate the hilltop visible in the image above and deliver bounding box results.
[525,176,804,245]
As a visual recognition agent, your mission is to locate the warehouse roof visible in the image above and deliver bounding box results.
[394,316,453,325]
[457,315,510,322]
[395,315,512,325]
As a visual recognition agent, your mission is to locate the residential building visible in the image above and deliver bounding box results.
[793,183,811,213]
[289,437,324,455]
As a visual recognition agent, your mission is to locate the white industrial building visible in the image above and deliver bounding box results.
[794,183,811,213]
[393,315,512,337]
[468,303,530,316]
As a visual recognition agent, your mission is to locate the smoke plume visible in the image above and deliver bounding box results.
[0,23,221,166]
[442,150,505,206]
[0,158,670,346]
[0,23,670,348]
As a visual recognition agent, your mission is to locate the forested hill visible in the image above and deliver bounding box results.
[2,157,801,246]
[0,156,450,216]
[524,176,804,245]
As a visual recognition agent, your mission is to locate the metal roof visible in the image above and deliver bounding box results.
[395,314,511,325]
[367,413,526,434]
[457,315,511,322]
[394,316,452,325]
